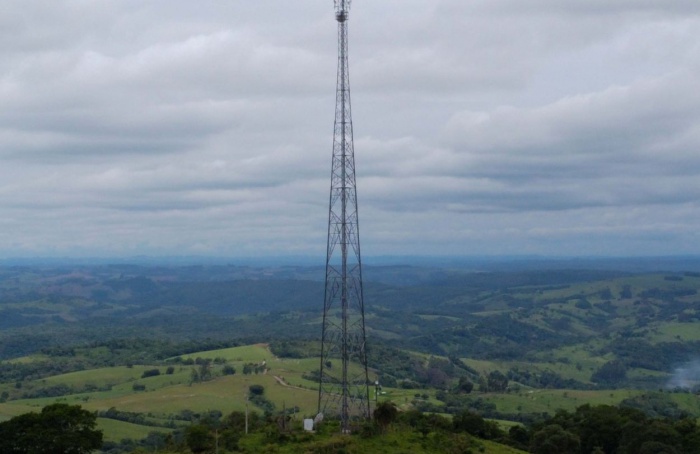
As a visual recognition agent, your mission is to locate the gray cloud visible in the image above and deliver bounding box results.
[0,1,699,257]
[432,71,700,213]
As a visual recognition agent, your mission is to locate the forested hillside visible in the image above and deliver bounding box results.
[2,263,700,392]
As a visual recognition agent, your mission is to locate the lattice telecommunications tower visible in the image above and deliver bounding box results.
[318,0,370,432]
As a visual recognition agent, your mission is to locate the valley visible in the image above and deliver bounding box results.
[1,259,700,452]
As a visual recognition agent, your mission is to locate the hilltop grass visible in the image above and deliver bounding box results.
[237,425,528,454]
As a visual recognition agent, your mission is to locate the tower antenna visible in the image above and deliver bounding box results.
[318,0,370,433]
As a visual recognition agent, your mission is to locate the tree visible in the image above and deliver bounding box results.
[198,361,212,382]
[373,401,398,433]
[675,418,700,453]
[0,403,103,453]
[220,428,241,451]
[619,420,682,454]
[486,370,509,392]
[591,360,627,386]
[565,404,630,454]
[638,441,680,454]
[508,425,530,450]
[620,285,633,299]
[185,424,214,453]
[453,410,503,440]
[457,376,474,394]
[225,410,263,433]
[530,424,580,454]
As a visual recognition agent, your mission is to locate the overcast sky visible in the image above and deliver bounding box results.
[1,0,699,259]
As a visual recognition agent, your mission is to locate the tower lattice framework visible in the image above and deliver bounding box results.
[318,0,370,432]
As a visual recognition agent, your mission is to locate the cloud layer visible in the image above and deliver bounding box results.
[0,1,699,258]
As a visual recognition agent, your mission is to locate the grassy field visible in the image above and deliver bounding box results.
[15,372,318,418]
[41,365,165,387]
[667,392,700,416]
[2,341,698,446]
[650,322,700,342]
[178,343,272,362]
[462,350,608,386]
[1,345,324,436]
[97,418,172,443]
[0,402,36,421]
[5,354,51,364]
[484,389,644,414]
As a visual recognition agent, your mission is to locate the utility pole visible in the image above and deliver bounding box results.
[318,0,370,434]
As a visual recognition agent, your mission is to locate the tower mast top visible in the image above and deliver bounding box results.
[335,0,351,21]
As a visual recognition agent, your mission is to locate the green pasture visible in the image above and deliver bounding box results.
[484,389,643,414]
[524,273,700,305]
[15,364,195,402]
[525,281,602,301]
[667,392,700,416]
[625,273,700,289]
[367,327,403,339]
[490,419,523,430]
[97,418,172,443]
[41,366,155,387]
[462,350,606,385]
[417,314,461,322]
[3,352,322,440]
[480,439,528,453]
[268,357,318,388]
[461,358,520,376]
[177,344,271,362]
[5,354,50,364]
[88,373,317,416]
[4,338,699,446]
[626,367,668,380]
[649,322,700,342]
[1,346,413,442]
[111,367,196,392]
[0,402,39,421]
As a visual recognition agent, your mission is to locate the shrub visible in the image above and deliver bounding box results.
[249,384,265,396]
[141,369,160,378]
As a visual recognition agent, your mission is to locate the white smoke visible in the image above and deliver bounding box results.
[667,360,700,390]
